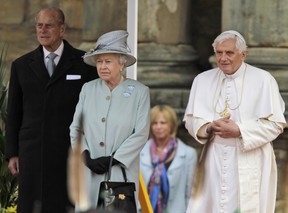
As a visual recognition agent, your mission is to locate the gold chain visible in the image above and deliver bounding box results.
[213,64,247,117]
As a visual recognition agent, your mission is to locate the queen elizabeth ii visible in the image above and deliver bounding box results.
[69,30,150,212]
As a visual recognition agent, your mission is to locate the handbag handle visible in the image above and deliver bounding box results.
[107,153,128,182]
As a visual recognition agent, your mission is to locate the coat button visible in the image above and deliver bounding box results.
[99,142,105,147]
[106,96,110,100]
[101,117,106,122]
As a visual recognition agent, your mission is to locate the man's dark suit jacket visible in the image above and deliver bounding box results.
[5,40,98,213]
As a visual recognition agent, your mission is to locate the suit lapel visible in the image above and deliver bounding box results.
[48,41,75,86]
[28,42,80,87]
[30,46,50,85]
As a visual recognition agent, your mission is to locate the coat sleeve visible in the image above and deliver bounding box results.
[184,115,210,144]
[5,62,22,159]
[237,118,284,151]
[70,83,88,151]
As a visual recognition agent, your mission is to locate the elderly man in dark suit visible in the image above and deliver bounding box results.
[4,7,97,213]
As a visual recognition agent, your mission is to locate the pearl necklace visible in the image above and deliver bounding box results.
[213,64,247,118]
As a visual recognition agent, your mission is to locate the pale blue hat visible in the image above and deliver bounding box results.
[83,30,136,67]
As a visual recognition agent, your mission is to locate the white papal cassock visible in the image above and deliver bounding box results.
[184,62,286,213]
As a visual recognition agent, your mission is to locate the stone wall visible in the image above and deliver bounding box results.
[0,0,287,211]
[0,0,87,65]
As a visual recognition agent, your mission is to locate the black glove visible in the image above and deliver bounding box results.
[82,150,121,174]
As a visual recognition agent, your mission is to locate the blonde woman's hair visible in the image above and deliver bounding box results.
[150,105,179,139]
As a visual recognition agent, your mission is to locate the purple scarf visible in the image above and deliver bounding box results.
[148,139,177,213]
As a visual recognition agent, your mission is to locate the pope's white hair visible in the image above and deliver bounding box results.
[212,30,247,53]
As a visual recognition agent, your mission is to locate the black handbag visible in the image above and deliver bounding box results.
[97,154,137,213]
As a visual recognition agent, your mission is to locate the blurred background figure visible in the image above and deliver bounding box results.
[140,105,197,213]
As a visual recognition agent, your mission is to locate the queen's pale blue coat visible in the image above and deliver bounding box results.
[140,138,197,213]
[70,78,150,210]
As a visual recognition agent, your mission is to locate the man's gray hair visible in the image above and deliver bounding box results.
[212,30,247,53]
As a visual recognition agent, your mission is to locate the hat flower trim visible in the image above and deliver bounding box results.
[85,49,95,56]
[97,32,127,48]
[84,42,131,57]
[92,32,130,53]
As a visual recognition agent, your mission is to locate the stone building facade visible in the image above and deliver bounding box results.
[0,0,287,211]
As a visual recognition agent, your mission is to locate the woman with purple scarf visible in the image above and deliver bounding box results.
[140,105,197,213]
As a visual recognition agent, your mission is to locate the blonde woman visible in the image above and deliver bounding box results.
[140,105,197,213]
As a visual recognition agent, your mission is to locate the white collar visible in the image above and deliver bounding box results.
[219,62,246,80]
[43,41,64,58]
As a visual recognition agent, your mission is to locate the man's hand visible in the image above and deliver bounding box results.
[8,157,19,175]
[209,117,241,138]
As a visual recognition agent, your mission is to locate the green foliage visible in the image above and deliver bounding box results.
[0,44,18,210]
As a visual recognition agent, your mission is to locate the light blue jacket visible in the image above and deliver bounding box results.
[140,138,197,213]
[70,78,150,209]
